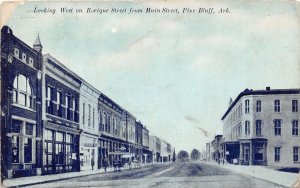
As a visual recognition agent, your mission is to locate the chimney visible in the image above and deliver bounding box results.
[266,87,271,91]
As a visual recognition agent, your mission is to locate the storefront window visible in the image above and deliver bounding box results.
[12,136,19,163]
[24,137,32,163]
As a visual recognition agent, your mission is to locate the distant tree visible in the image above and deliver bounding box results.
[190,149,201,161]
[177,150,189,162]
[172,149,176,162]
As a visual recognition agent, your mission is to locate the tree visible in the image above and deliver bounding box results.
[190,149,201,161]
[177,150,189,162]
[172,149,176,162]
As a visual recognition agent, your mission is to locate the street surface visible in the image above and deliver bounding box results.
[25,162,285,188]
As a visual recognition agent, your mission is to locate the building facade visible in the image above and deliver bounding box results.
[135,120,143,162]
[211,135,223,163]
[42,54,81,174]
[79,81,100,170]
[142,126,151,163]
[149,136,161,162]
[221,88,300,167]
[1,26,43,178]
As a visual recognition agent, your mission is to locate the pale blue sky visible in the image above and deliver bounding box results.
[6,1,300,152]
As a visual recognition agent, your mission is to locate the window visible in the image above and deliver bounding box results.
[92,108,95,129]
[88,104,91,127]
[274,100,280,112]
[292,120,298,136]
[107,115,111,133]
[14,48,19,58]
[294,147,300,162]
[46,86,53,114]
[256,100,261,112]
[256,120,262,136]
[29,57,34,66]
[73,99,79,122]
[57,91,62,117]
[22,52,26,62]
[66,95,71,120]
[12,120,35,164]
[275,147,280,162]
[274,120,281,135]
[245,121,250,135]
[82,103,85,125]
[292,100,298,112]
[13,74,33,108]
[245,100,250,114]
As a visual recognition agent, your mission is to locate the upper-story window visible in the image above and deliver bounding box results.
[256,120,262,136]
[292,120,298,136]
[88,104,91,127]
[66,95,71,120]
[256,100,261,112]
[57,91,63,117]
[292,100,298,112]
[92,108,95,129]
[73,99,79,123]
[46,86,53,114]
[274,119,281,135]
[14,48,19,58]
[13,74,33,108]
[245,100,250,114]
[274,100,280,112]
[21,53,26,63]
[245,121,250,135]
[29,57,34,66]
[274,147,280,162]
[82,102,85,125]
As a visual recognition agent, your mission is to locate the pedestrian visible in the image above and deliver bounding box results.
[91,158,95,170]
[113,160,117,172]
[103,157,108,172]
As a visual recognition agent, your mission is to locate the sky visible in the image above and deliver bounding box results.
[4,0,300,153]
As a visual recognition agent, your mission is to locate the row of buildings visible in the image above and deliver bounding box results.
[0,26,174,179]
[205,87,300,168]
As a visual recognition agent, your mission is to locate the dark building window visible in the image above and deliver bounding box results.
[83,103,85,125]
[294,147,299,162]
[274,120,281,135]
[74,99,79,122]
[274,100,280,112]
[256,120,262,136]
[66,95,71,120]
[292,120,298,136]
[88,104,91,128]
[46,86,54,114]
[274,147,280,162]
[57,91,63,117]
[13,74,33,108]
[245,121,250,135]
[292,100,298,112]
[256,100,261,112]
[245,100,250,114]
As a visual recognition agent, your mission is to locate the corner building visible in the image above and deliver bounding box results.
[221,88,300,167]
[1,26,43,178]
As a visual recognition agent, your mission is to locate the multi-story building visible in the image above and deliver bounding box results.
[205,142,211,161]
[149,136,161,162]
[42,54,81,174]
[211,135,223,163]
[79,81,100,170]
[135,120,143,162]
[142,126,151,163]
[1,26,43,178]
[221,87,300,167]
[124,112,137,159]
[161,140,172,162]
[98,94,124,167]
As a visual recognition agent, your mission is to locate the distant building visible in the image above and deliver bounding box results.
[205,142,211,161]
[142,126,151,163]
[221,88,300,167]
[211,135,223,163]
[161,140,172,162]
[149,136,161,162]
[135,120,143,162]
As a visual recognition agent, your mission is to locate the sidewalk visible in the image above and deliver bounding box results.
[2,163,153,188]
[203,161,300,187]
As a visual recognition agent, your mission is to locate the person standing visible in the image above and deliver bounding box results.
[103,157,108,172]
[91,158,95,170]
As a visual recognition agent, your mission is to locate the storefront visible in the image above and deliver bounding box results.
[42,122,81,175]
[79,134,98,170]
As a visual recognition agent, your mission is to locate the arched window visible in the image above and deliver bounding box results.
[13,74,33,108]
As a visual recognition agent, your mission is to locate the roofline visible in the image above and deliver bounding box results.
[221,88,300,120]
